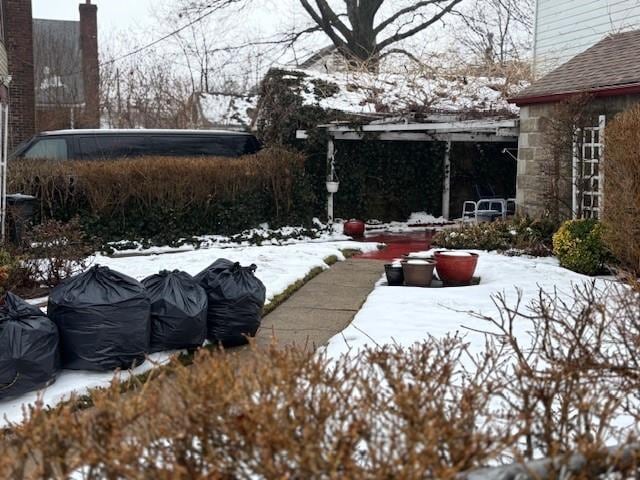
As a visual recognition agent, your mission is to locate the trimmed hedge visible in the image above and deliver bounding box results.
[603,104,640,275]
[9,148,314,245]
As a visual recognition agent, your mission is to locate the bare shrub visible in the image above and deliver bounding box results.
[21,217,96,288]
[0,339,512,478]
[540,93,594,221]
[467,279,640,474]
[432,216,556,256]
[602,103,640,275]
[1,280,640,477]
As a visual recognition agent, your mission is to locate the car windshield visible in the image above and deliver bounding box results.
[8,138,34,160]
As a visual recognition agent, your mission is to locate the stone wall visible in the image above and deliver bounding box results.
[516,94,640,218]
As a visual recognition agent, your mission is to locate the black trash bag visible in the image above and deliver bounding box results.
[48,265,151,371]
[142,270,207,352]
[0,293,60,399]
[194,259,266,347]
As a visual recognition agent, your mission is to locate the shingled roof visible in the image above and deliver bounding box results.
[512,29,640,106]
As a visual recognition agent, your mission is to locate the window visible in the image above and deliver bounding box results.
[24,138,68,160]
[150,135,254,157]
[77,136,148,159]
[573,115,605,219]
[96,136,147,158]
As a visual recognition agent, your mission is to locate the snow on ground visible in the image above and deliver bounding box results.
[0,240,380,428]
[364,212,454,233]
[106,220,350,256]
[325,250,607,358]
[95,241,378,306]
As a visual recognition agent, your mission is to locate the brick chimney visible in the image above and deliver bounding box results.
[79,0,100,128]
[5,0,35,149]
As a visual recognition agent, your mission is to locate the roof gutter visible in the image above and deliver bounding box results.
[509,83,640,106]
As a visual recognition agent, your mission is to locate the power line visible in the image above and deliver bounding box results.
[15,4,220,73]
[101,6,219,67]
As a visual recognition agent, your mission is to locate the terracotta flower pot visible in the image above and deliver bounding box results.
[384,264,404,286]
[402,260,436,287]
[343,219,365,237]
[434,251,479,286]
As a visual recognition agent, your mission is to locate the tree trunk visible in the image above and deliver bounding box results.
[343,0,379,68]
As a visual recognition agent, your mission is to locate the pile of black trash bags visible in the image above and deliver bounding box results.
[0,259,265,399]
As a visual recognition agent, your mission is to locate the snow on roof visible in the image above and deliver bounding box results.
[196,66,526,127]
[284,67,524,117]
[197,93,257,129]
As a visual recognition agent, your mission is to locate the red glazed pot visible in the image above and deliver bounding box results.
[434,251,479,286]
[343,219,365,237]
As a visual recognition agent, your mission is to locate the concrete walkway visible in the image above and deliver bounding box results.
[254,258,383,351]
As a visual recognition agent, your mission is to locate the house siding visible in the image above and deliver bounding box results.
[0,44,7,78]
[516,94,640,218]
[534,0,640,76]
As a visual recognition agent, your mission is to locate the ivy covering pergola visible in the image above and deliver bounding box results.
[297,117,519,222]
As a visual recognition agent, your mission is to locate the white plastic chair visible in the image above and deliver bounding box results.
[462,201,477,220]
[475,199,506,222]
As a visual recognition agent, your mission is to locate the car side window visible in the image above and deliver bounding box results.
[77,137,101,159]
[150,135,250,157]
[24,138,69,160]
[78,136,148,159]
[96,136,147,158]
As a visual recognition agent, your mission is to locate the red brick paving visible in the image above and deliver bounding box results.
[353,230,433,262]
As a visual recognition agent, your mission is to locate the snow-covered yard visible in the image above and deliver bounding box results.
[0,240,379,428]
[0,238,616,431]
[325,250,609,358]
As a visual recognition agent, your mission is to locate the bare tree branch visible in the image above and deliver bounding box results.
[375,0,450,34]
[377,0,463,51]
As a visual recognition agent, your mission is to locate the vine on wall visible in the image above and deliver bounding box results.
[256,68,447,221]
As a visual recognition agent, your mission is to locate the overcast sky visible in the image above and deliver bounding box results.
[29,0,478,86]
[32,0,156,29]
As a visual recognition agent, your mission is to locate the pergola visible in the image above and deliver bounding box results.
[297,117,519,222]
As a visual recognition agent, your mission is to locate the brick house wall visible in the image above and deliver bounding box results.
[516,94,640,217]
[4,0,35,150]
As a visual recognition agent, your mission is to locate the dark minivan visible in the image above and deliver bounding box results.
[11,129,262,161]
